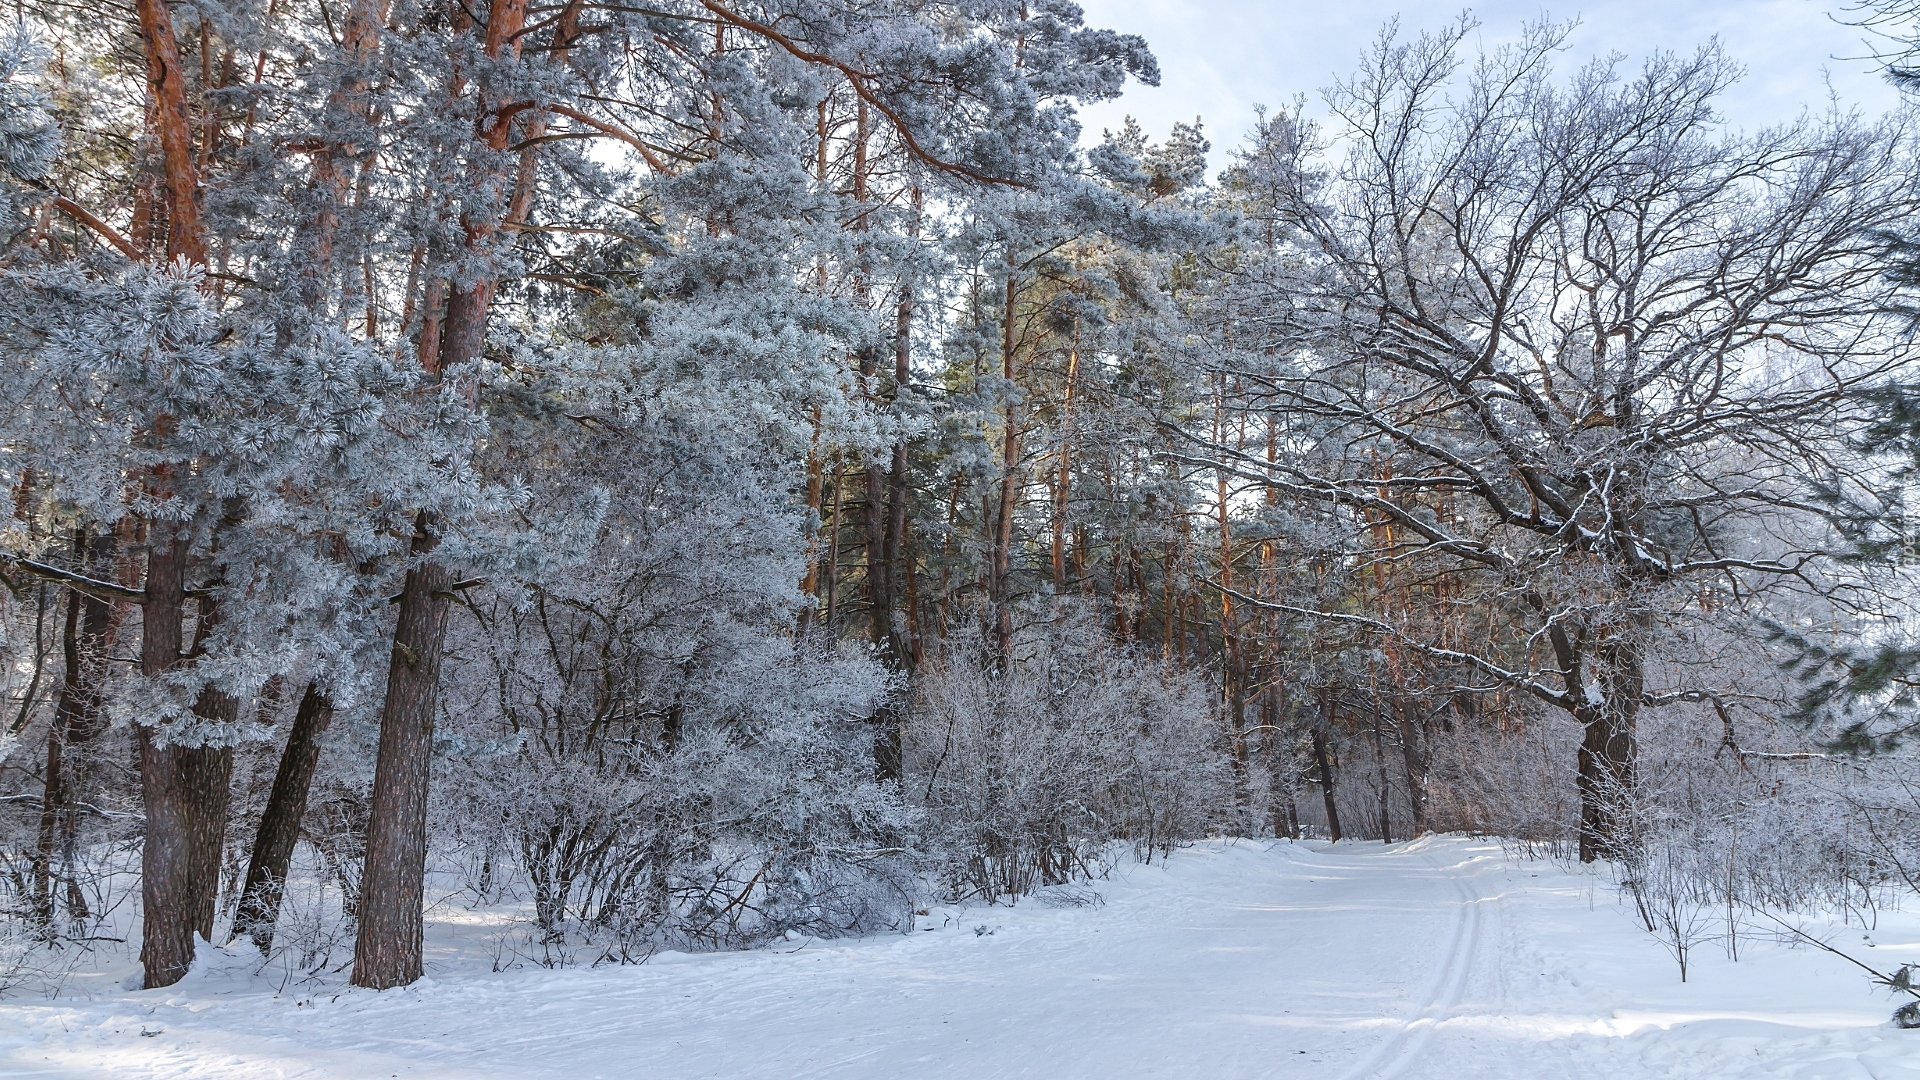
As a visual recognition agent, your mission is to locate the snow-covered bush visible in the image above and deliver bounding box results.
[905,610,1233,903]
[1411,680,1920,934]
[440,609,914,957]
[1421,712,1584,848]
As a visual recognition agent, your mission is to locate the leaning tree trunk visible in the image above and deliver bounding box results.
[234,681,334,952]
[352,522,453,989]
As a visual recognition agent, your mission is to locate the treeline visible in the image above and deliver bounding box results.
[2,2,1920,993]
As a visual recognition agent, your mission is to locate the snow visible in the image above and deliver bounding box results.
[5,837,1920,1078]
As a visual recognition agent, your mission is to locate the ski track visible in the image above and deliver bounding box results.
[4,837,1919,1079]
[1337,843,1488,1080]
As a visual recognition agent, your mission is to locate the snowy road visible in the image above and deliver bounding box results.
[5,837,1920,1078]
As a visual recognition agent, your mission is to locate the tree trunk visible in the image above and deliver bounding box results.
[185,687,237,935]
[134,0,206,267]
[799,411,824,636]
[32,531,117,928]
[1371,710,1393,843]
[863,450,889,638]
[1227,661,1251,826]
[138,731,233,987]
[883,286,912,660]
[353,0,528,985]
[1576,713,1634,862]
[1312,691,1341,844]
[1052,328,1077,590]
[234,682,334,952]
[1264,680,1298,840]
[1395,697,1427,837]
[988,268,1020,661]
[1579,629,1643,862]
[135,0,229,992]
[870,282,914,782]
[825,452,844,628]
[300,0,389,312]
[352,522,454,989]
[138,525,230,989]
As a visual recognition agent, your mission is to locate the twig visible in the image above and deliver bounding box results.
[1752,906,1920,999]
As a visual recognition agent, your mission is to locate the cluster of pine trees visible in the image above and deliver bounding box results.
[5,1,1920,992]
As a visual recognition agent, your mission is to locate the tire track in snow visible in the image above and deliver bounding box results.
[1334,845,1486,1080]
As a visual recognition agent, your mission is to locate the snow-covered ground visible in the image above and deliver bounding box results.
[4,836,1920,1078]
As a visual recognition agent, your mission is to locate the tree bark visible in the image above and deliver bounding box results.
[863,445,889,645]
[134,0,206,266]
[234,681,334,952]
[352,522,454,989]
[138,732,233,986]
[133,0,231,992]
[184,686,238,935]
[301,0,389,312]
[1312,690,1341,843]
[870,282,914,782]
[1578,629,1643,862]
[885,288,912,644]
[1264,680,1299,840]
[1052,327,1077,589]
[139,526,230,989]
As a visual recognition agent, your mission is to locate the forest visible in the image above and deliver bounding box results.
[4,0,1920,1006]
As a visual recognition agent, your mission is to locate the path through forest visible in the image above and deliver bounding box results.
[3,837,1918,1078]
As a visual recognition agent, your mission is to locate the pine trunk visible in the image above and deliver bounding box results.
[1371,714,1393,843]
[1312,691,1342,843]
[353,0,528,985]
[352,526,453,989]
[137,527,217,988]
[138,731,233,987]
[234,682,334,952]
[989,269,1019,660]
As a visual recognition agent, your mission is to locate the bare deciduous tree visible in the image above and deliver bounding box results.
[1195,20,1920,860]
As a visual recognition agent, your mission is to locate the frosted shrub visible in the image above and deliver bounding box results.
[1421,713,1583,846]
[443,642,915,958]
[905,613,1233,903]
[437,520,915,958]
[1418,690,1920,957]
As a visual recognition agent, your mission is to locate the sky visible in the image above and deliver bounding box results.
[1072,0,1908,160]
